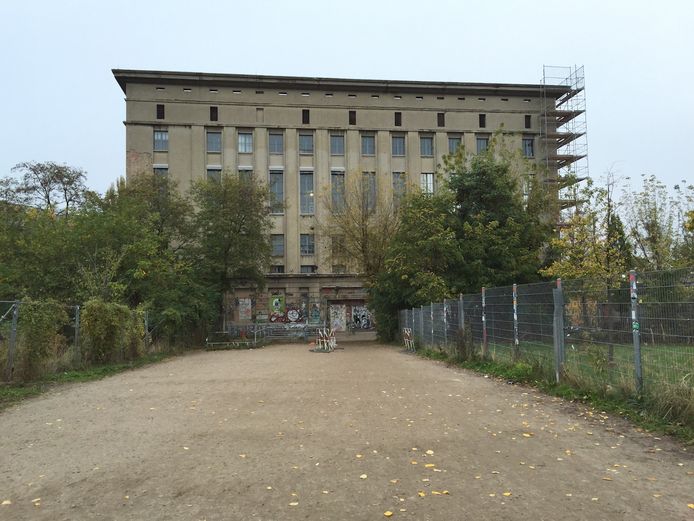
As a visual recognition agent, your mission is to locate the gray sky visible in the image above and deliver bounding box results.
[2,0,692,194]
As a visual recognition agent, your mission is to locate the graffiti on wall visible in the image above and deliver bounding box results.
[269,294,286,322]
[352,306,373,329]
[238,298,253,321]
[329,304,347,331]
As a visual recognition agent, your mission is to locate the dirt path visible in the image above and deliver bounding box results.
[1,341,692,520]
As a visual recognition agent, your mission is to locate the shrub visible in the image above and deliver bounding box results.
[16,298,69,380]
[81,299,143,363]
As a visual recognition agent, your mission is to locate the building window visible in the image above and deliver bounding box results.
[525,115,532,129]
[153,165,168,177]
[302,109,310,124]
[268,132,284,155]
[330,134,344,155]
[270,265,285,274]
[301,265,317,274]
[238,168,253,182]
[210,106,218,121]
[421,172,434,195]
[238,132,253,153]
[394,112,402,126]
[362,171,376,212]
[207,131,222,153]
[300,234,315,255]
[392,172,406,206]
[271,234,284,257]
[207,167,221,183]
[349,110,356,125]
[361,134,375,156]
[392,135,405,156]
[270,170,284,214]
[331,170,345,212]
[156,104,165,119]
[437,112,445,127]
[476,136,489,154]
[420,135,434,157]
[299,133,314,154]
[479,114,486,128]
[448,136,462,154]
[153,130,168,152]
[522,137,535,158]
[300,171,314,214]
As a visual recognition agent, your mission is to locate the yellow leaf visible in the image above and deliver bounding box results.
[411,461,418,465]
[31,498,41,503]
[688,504,694,509]
[1,500,11,506]
[442,490,450,495]
[289,501,299,506]
[503,492,512,497]
[522,433,533,438]
[360,474,368,479]
[425,464,435,468]
[384,511,393,517]
[418,491,426,497]
[431,491,442,495]
[426,450,434,455]
[489,493,496,497]
[356,454,363,458]
[602,477,613,481]
[389,479,399,484]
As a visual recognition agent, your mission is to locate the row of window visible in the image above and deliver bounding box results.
[270,233,316,256]
[154,129,534,158]
[154,104,533,130]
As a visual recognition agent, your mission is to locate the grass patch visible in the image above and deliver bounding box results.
[413,346,694,444]
[0,352,173,411]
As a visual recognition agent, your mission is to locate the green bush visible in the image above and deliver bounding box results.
[17,298,69,380]
[81,299,143,363]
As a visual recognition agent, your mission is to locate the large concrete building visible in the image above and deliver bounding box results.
[113,68,586,330]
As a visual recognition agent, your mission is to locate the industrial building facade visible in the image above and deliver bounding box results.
[113,68,586,329]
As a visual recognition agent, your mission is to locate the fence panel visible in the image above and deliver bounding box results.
[561,278,635,393]
[516,281,556,372]
[432,302,446,349]
[485,285,515,362]
[637,268,694,390]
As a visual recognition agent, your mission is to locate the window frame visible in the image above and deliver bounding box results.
[476,136,490,154]
[391,134,406,157]
[300,170,315,215]
[153,129,168,152]
[269,170,284,214]
[206,166,222,183]
[238,131,253,154]
[361,134,376,156]
[331,170,345,212]
[420,172,435,195]
[300,234,315,256]
[420,135,434,157]
[299,133,314,155]
[207,130,222,153]
[330,133,345,156]
[271,234,285,257]
[268,132,284,155]
[448,136,462,155]
[522,137,535,158]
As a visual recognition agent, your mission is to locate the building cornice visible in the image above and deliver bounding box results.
[112,69,570,98]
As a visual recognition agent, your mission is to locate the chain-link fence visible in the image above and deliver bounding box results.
[399,268,694,423]
[1,300,164,384]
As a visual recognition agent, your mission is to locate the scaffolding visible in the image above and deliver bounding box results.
[541,65,589,212]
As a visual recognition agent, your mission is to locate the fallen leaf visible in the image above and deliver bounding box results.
[266,486,272,490]
[431,491,442,495]
[426,450,434,455]
[356,454,363,458]
[418,491,426,497]
[384,511,393,517]
[688,504,694,510]
[425,464,435,468]
[522,433,533,438]
[1,500,11,506]
[289,502,299,506]
[389,479,399,484]
[322,490,329,494]
[31,498,41,503]
[183,447,189,450]
[411,461,418,465]
[602,477,613,481]
[360,474,368,479]
[503,492,512,497]
[489,493,496,497]
[442,490,450,495]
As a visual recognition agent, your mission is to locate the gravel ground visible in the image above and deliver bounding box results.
[1,340,693,521]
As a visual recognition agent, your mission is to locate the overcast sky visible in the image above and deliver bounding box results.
[2,0,692,194]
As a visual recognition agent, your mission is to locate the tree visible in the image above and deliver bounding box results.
[190,174,272,321]
[370,190,461,340]
[10,161,88,217]
[446,142,553,292]
[542,172,633,284]
[317,171,401,283]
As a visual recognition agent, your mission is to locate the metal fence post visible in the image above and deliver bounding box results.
[629,270,643,395]
[481,287,488,357]
[430,302,435,347]
[74,305,81,365]
[5,301,19,382]
[443,299,448,349]
[552,278,565,383]
[420,305,424,346]
[512,284,520,361]
[458,293,464,331]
